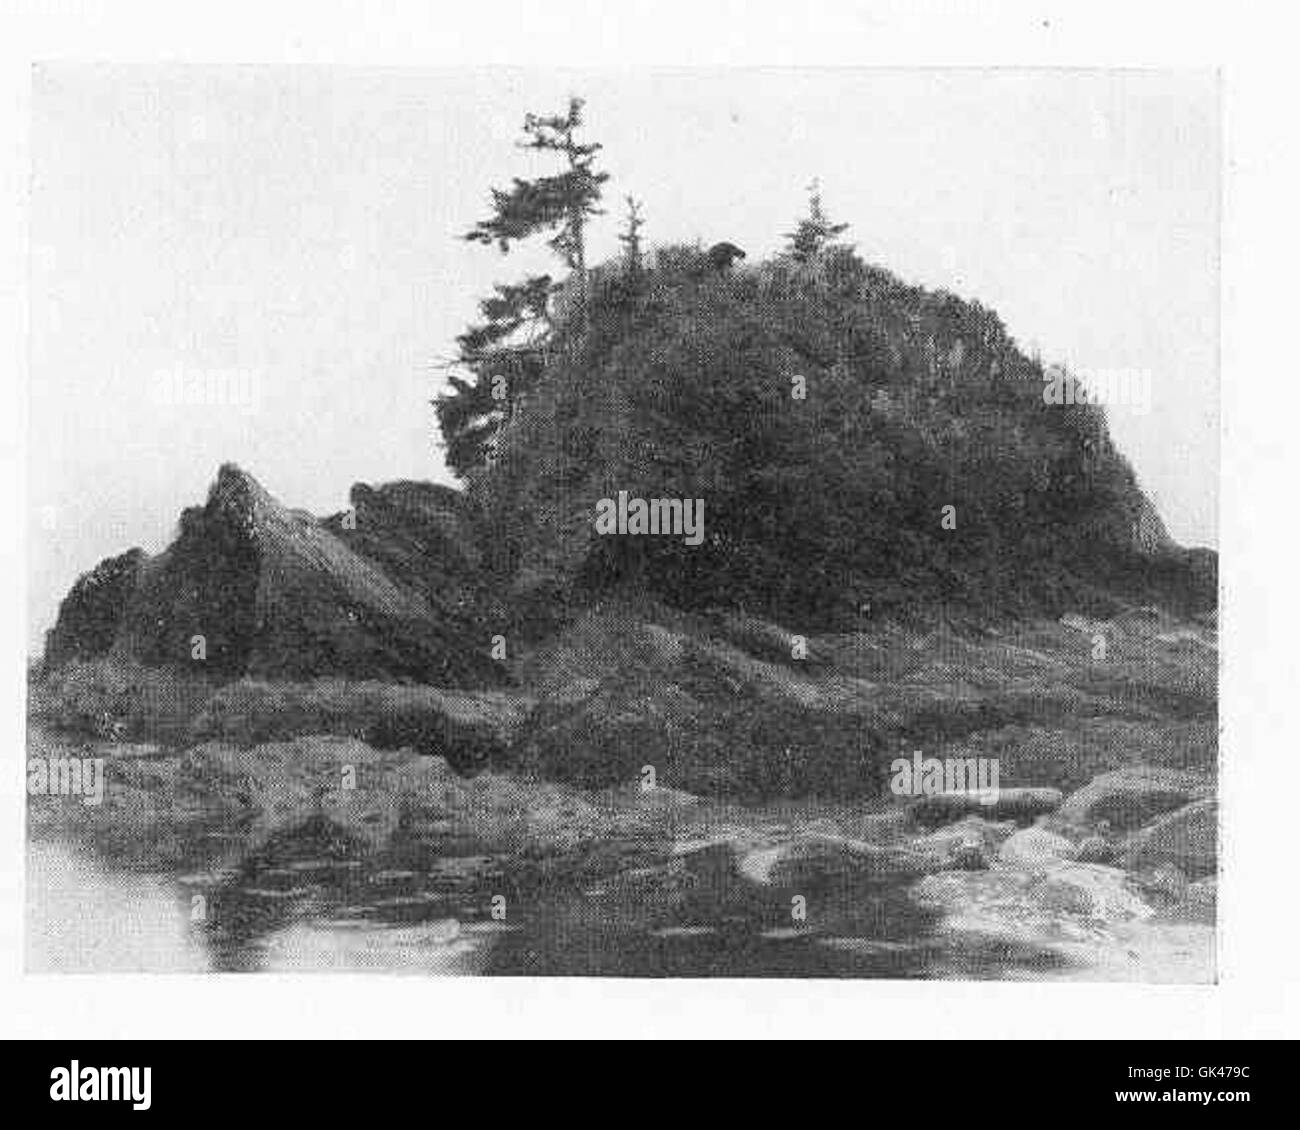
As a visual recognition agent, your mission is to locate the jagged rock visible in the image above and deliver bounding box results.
[1122,799,1217,878]
[325,480,483,616]
[1059,766,1212,831]
[43,548,147,666]
[44,465,502,687]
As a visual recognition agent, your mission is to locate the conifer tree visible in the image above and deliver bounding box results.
[463,96,608,313]
[784,178,850,263]
[439,97,609,477]
[434,276,554,478]
[618,196,646,276]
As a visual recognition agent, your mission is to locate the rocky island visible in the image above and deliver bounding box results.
[28,113,1218,977]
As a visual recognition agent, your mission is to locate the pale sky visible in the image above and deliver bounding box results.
[27,66,1219,647]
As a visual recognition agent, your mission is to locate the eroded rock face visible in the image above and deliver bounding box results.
[327,480,484,621]
[44,549,147,667]
[43,465,503,687]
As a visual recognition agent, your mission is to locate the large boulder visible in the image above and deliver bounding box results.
[1122,799,1218,878]
[913,861,1154,944]
[998,825,1076,871]
[1059,766,1212,831]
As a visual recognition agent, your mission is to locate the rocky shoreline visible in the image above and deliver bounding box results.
[27,722,1216,979]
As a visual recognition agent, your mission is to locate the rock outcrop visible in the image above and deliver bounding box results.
[1122,799,1218,878]
[1057,766,1212,831]
[27,727,650,867]
[43,465,502,687]
[910,787,1063,828]
[44,549,147,667]
[517,606,886,798]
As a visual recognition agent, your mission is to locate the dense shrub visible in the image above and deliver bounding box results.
[465,245,1206,629]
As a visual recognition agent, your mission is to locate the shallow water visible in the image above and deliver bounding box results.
[25,830,1212,980]
[25,834,942,977]
[26,840,211,973]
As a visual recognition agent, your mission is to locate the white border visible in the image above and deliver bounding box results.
[2,0,1296,1039]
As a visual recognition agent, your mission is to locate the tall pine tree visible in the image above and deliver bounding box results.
[438,97,609,478]
[463,96,608,318]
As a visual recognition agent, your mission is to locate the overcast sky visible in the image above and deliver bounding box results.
[28,66,1219,646]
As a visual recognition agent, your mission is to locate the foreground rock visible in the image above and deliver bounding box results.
[905,765,1219,981]
[910,836,1205,980]
[737,835,937,887]
[910,787,1063,827]
[27,721,1217,980]
[28,729,661,869]
[997,826,1076,871]
[1057,765,1212,831]
[910,816,1017,870]
[731,814,1018,888]
[1122,799,1218,878]
[914,861,1155,943]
